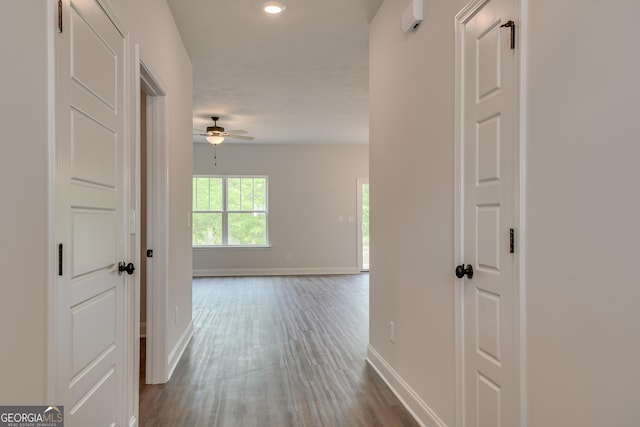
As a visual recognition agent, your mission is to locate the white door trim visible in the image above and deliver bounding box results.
[516,2,529,426]
[46,0,57,404]
[454,1,525,426]
[135,49,170,385]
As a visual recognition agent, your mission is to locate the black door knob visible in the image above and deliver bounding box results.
[118,262,136,276]
[455,264,473,279]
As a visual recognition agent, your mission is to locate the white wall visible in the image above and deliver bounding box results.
[193,143,368,276]
[0,1,50,404]
[369,0,640,426]
[107,0,194,359]
[524,1,640,425]
[369,0,466,424]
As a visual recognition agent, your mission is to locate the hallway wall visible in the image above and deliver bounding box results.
[369,0,466,423]
[104,0,194,363]
[524,1,640,425]
[0,1,51,403]
[369,0,640,425]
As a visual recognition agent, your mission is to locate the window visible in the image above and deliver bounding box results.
[192,176,268,247]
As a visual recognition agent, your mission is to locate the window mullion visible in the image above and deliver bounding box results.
[222,177,228,245]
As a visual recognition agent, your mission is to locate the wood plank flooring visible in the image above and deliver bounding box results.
[139,274,419,427]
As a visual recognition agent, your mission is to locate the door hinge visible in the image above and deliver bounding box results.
[500,20,515,50]
[509,228,516,254]
[58,243,63,276]
[58,0,63,33]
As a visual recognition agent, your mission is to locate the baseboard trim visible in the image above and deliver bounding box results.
[167,320,194,380]
[366,345,447,427]
[193,267,360,277]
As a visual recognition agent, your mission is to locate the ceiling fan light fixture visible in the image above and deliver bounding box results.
[263,1,285,14]
[206,135,225,145]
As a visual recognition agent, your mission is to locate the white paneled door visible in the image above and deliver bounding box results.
[458,0,518,426]
[55,0,129,425]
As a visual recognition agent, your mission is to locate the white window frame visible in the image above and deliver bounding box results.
[193,175,269,247]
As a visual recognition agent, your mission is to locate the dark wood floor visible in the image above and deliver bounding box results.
[139,274,419,427]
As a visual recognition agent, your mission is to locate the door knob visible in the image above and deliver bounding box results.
[455,264,473,279]
[118,262,136,276]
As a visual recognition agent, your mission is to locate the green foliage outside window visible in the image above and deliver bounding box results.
[192,212,222,245]
[362,183,369,247]
[228,213,267,245]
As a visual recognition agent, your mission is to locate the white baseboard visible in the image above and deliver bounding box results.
[139,322,146,338]
[193,266,360,277]
[366,345,447,427]
[167,320,194,380]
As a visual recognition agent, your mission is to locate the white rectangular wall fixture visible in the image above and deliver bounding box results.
[402,0,423,33]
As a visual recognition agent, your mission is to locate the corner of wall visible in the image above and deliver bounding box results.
[366,346,447,427]
[167,320,194,380]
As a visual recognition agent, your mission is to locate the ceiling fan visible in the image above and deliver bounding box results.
[194,116,255,144]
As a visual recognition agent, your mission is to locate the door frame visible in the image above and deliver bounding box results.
[46,0,57,404]
[356,177,369,272]
[134,47,170,387]
[454,1,527,426]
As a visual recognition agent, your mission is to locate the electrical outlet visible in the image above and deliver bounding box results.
[390,321,396,343]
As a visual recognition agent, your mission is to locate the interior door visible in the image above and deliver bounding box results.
[459,0,518,425]
[55,0,128,424]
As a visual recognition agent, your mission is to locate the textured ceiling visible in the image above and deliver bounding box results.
[166,0,381,144]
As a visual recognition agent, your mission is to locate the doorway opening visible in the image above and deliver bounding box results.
[357,178,369,272]
[139,85,149,393]
[136,53,170,399]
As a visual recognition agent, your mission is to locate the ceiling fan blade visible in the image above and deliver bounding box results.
[224,129,248,134]
[226,134,255,141]
[193,133,208,136]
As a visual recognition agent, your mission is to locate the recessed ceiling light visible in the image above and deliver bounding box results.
[263,1,285,14]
